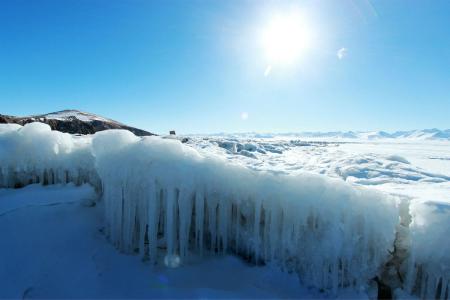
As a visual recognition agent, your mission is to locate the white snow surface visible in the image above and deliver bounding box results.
[1,122,450,298]
[187,137,450,203]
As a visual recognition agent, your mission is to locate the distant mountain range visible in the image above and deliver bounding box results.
[1,110,448,140]
[0,110,155,136]
[205,129,450,140]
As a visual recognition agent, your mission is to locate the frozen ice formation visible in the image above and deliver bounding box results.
[1,122,449,297]
[0,122,99,189]
[404,201,450,299]
[92,129,399,293]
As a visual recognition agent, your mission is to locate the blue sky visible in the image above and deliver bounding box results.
[0,0,449,134]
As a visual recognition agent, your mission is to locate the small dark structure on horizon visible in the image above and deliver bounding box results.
[170,130,176,135]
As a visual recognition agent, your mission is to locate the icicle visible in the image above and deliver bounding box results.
[262,207,270,263]
[420,271,427,299]
[139,186,148,258]
[207,196,218,252]
[444,279,449,300]
[218,199,230,254]
[109,184,124,248]
[147,184,159,262]
[178,189,193,259]
[253,199,261,263]
[195,192,205,255]
[280,208,289,270]
[165,188,177,256]
[122,180,138,253]
[235,201,240,254]
[269,205,279,262]
[424,273,436,300]
[331,259,339,295]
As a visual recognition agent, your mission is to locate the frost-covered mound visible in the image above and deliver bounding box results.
[2,122,450,297]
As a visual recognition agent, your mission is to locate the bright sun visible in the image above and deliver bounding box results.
[261,12,312,66]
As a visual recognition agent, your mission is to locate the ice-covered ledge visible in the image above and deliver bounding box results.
[92,129,398,293]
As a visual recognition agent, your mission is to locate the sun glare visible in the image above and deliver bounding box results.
[261,12,312,65]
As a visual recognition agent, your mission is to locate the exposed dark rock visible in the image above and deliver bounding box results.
[0,110,156,136]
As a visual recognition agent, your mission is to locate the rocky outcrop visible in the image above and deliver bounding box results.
[0,110,156,136]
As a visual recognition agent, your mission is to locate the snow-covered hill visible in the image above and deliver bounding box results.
[0,109,155,136]
[40,109,122,123]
